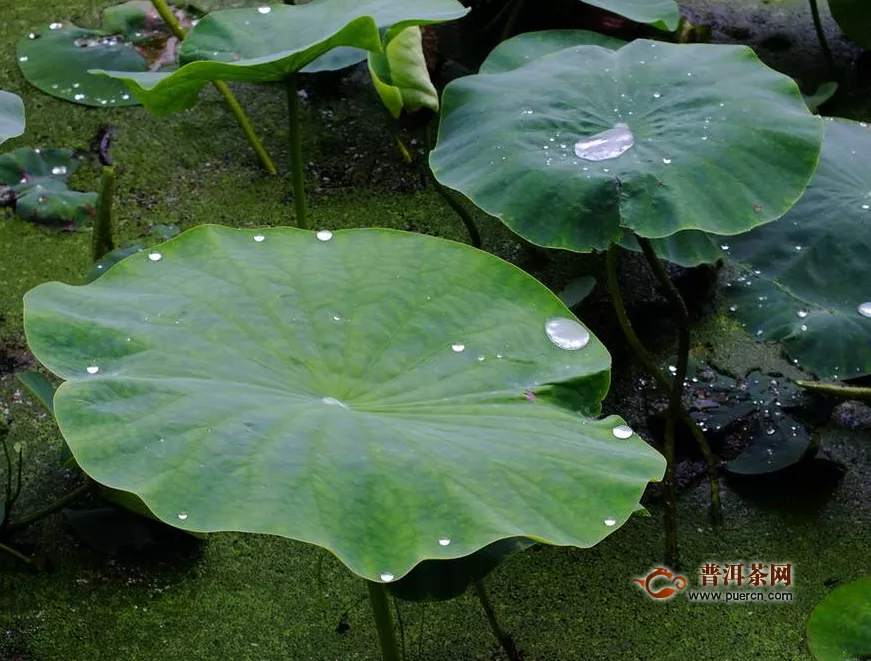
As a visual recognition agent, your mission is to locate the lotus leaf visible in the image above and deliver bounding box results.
[368,27,438,118]
[0,91,25,146]
[807,577,871,661]
[24,225,665,582]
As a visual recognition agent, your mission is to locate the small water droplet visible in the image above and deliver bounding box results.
[612,424,633,439]
[729,305,737,312]
[668,365,677,374]
[544,317,590,350]
[766,428,776,436]
[451,343,465,352]
[797,308,808,318]
[316,229,332,242]
[51,165,67,176]
[50,22,63,29]
[653,92,661,99]
[148,252,162,262]
[380,572,394,582]
[720,244,730,251]
[28,33,37,39]
[86,365,99,374]
[257,5,272,13]
[800,324,808,332]
[253,234,265,242]
[604,518,617,526]
[858,301,871,318]
[177,511,188,521]
[74,93,86,101]
[322,397,348,409]
[438,537,451,546]
[19,56,29,62]
[121,93,130,101]
[662,157,672,164]
[574,123,634,162]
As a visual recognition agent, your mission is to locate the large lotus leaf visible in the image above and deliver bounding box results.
[16,2,197,108]
[431,39,823,253]
[23,225,665,582]
[829,0,871,49]
[807,577,871,661]
[478,29,626,75]
[579,0,679,31]
[724,119,871,379]
[0,148,97,228]
[368,27,438,118]
[92,0,468,117]
[0,91,25,146]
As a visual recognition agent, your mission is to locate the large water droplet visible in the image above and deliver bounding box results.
[438,537,451,546]
[86,365,99,374]
[612,424,633,439]
[380,572,394,582]
[316,229,332,242]
[797,308,808,319]
[544,317,590,350]
[51,165,67,176]
[573,123,634,162]
[148,252,162,262]
[177,511,189,521]
[451,343,465,353]
[858,302,871,318]
[253,234,265,243]
[257,5,272,13]
[604,518,617,526]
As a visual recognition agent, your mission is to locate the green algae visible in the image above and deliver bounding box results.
[1,1,870,660]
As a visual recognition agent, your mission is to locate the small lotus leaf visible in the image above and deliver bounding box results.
[93,0,468,117]
[581,0,680,31]
[724,119,871,379]
[0,91,25,146]
[431,38,823,253]
[368,27,438,118]
[17,2,196,108]
[0,147,97,228]
[807,577,871,661]
[24,225,665,582]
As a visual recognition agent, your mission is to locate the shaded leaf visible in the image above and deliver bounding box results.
[724,119,871,379]
[0,90,25,146]
[24,225,664,582]
[431,38,823,253]
[16,370,56,415]
[557,275,597,308]
[0,147,97,229]
[808,577,871,661]
[581,0,680,31]
[93,0,468,117]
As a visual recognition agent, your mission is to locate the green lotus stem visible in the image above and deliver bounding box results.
[808,0,837,78]
[150,0,277,176]
[474,578,521,661]
[92,165,116,263]
[424,122,482,248]
[604,245,722,531]
[0,540,38,569]
[795,380,871,402]
[366,581,402,661]
[6,480,93,534]
[286,74,309,229]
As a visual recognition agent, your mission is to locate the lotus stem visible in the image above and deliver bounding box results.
[286,74,309,229]
[808,0,837,79]
[795,380,871,403]
[474,578,521,661]
[6,480,93,534]
[0,540,38,569]
[92,165,116,263]
[150,0,277,175]
[424,122,482,248]
[366,581,402,661]
[604,245,722,534]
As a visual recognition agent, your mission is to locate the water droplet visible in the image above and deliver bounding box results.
[86,365,99,374]
[50,22,63,29]
[668,365,677,374]
[544,317,590,350]
[51,165,67,176]
[74,93,86,101]
[121,93,130,101]
[662,157,672,164]
[316,229,332,242]
[148,252,162,262]
[720,244,730,251]
[652,92,661,99]
[521,109,534,115]
[380,572,394,582]
[573,123,634,162]
[322,397,348,409]
[858,302,871,318]
[28,33,37,39]
[19,56,28,62]
[253,234,265,242]
[797,308,808,318]
[766,428,776,436]
[800,324,808,332]
[451,343,465,352]
[604,518,617,526]
[177,511,188,521]
[257,5,272,13]
[477,355,485,362]
[438,537,451,546]
[729,305,737,312]
[612,424,633,439]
